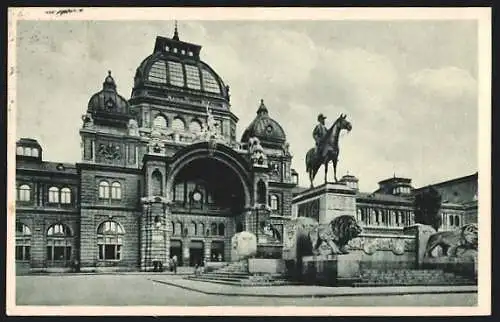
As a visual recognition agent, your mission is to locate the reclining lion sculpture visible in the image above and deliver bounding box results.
[424,223,478,258]
[309,215,363,256]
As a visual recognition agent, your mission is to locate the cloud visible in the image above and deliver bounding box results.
[409,66,477,102]
[14,20,479,193]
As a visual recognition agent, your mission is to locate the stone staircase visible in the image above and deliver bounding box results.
[186,260,293,286]
[353,268,477,287]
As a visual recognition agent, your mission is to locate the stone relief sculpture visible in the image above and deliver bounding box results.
[98,143,121,161]
[128,119,139,136]
[424,223,478,258]
[248,137,267,166]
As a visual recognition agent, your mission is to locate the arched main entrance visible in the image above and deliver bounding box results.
[166,144,252,265]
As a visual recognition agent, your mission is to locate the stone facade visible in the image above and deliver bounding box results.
[15,31,298,273]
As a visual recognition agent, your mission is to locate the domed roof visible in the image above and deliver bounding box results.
[131,29,230,104]
[87,71,132,126]
[241,99,286,146]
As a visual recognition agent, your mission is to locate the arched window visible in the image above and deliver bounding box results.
[449,215,453,226]
[257,180,266,204]
[269,194,279,211]
[189,221,197,236]
[48,186,60,203]
[17,184,31,201]
[99,181,110,199]
[189,120,202,134]
[153,114,168,129]
[210,223,218,236]
[97,221,124,260]
[16,146,24,155]
[455,215,461,227]
[60,187,71,204]
[151,170,163,196]
[23,147,32,156]
[175,222,183,236]
[46,223,72,262]
[31,148,39,157]
[218,223,225,236]
[111,182,122,200]
[16,223,31,260]
[172,117,185,132]
[171,221,176,235]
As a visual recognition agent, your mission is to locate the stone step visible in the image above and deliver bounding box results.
[192,275,247,282]
[202,272,250,278]
[353,280,476,287]
[188,275,293,287]
[188,277,244,286]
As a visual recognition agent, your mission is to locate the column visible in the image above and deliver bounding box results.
[204,238,211,264]
[140,198,171,271]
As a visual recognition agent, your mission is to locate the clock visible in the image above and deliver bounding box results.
[192,191,202,202]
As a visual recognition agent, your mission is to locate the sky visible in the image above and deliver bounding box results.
[15,19,479,192]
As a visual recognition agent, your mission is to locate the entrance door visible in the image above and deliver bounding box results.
[189,240,204,266]
[210,241,225,262]
[170,240,183,267]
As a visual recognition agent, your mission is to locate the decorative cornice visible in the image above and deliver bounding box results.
[76,162,142,174]
[140,196,171,204]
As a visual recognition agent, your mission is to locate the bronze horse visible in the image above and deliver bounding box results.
[305,113,352,187]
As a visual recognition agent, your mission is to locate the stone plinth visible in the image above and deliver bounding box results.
[302,253,362,286]
[248,258,286,274]
[292,183,356,225]
[403,224,436,267]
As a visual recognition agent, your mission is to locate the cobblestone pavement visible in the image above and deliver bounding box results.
[15,275,477,307]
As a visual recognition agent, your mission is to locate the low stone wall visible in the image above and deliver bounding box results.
[301,253,362,286]
[346,233,417,270]
[423,257,477,279]
[248,258,286,274]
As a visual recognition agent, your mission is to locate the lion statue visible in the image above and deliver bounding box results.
[424,223,478,258]
[309,215,363,255]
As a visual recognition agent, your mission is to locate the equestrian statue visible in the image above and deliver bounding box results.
[305,113,352,188]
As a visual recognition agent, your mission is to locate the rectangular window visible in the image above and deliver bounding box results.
[168,61,184,87]
[185,65,201,90]
[174,183,185,202]
[16,245,30,260]
[104,245,115,260]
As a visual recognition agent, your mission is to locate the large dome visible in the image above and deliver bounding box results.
[131,30,230,105]
[87,71,132,127]
[241,100,286,147]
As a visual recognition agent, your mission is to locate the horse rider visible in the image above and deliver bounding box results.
[313,113,328,152]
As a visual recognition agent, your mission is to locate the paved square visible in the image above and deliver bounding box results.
[16,275,477,307]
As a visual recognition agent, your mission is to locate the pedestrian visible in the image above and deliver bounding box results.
[172,255,178,274]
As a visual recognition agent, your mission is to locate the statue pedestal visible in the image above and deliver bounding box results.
[301,253,362,286]
[292,183,356,225]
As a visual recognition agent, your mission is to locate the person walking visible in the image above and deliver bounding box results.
[172,255,178,274]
